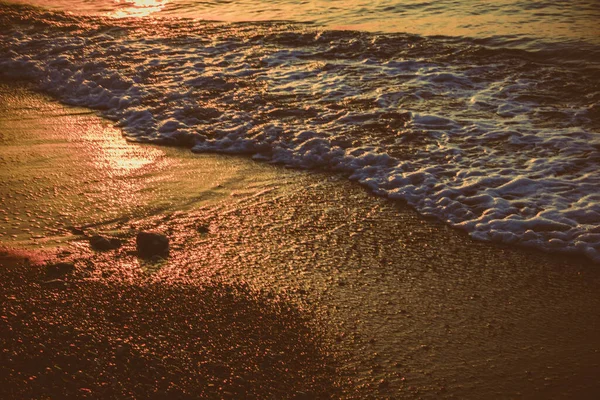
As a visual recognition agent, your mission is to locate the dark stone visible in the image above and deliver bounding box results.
[136,231,169,258]
[197,225,210,234]
[45,262,75,278]
[89,235,121,251]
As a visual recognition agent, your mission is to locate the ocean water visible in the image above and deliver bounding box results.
[1,0,599,262]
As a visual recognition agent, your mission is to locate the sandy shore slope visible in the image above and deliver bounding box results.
[1,82,600,399]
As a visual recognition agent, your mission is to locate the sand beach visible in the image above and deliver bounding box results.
[1,82,600,399]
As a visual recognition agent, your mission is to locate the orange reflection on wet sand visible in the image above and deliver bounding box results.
[0,83,293,246]
[81,123,162,178]
[0,83,167,242]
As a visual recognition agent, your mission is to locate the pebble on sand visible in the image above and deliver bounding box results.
[136,231,169,258]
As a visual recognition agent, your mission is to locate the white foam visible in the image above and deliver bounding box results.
[1,6,599,262]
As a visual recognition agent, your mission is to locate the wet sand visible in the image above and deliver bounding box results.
[1,82,600,399]
[0,82,301,246]
[0,256,339,399]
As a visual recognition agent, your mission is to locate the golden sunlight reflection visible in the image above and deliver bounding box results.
[112,0,170,18]
[0,83,295,246]
[83,123,162,177]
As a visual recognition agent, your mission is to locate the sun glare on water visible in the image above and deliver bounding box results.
[112,0,169,18]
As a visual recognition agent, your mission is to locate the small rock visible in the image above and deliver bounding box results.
[45,262,75,278]
[136,231,169,258]
[197,225,210,234]
[89,235,121,251]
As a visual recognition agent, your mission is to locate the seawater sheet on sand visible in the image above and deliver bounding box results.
[0,3,599,261]
[0,82,297,244]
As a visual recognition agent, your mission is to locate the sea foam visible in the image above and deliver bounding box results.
[1,4,599,262]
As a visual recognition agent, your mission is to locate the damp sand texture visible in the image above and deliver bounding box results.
[1,85,600,399]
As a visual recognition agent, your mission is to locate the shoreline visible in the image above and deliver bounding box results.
[1,82,600,398]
